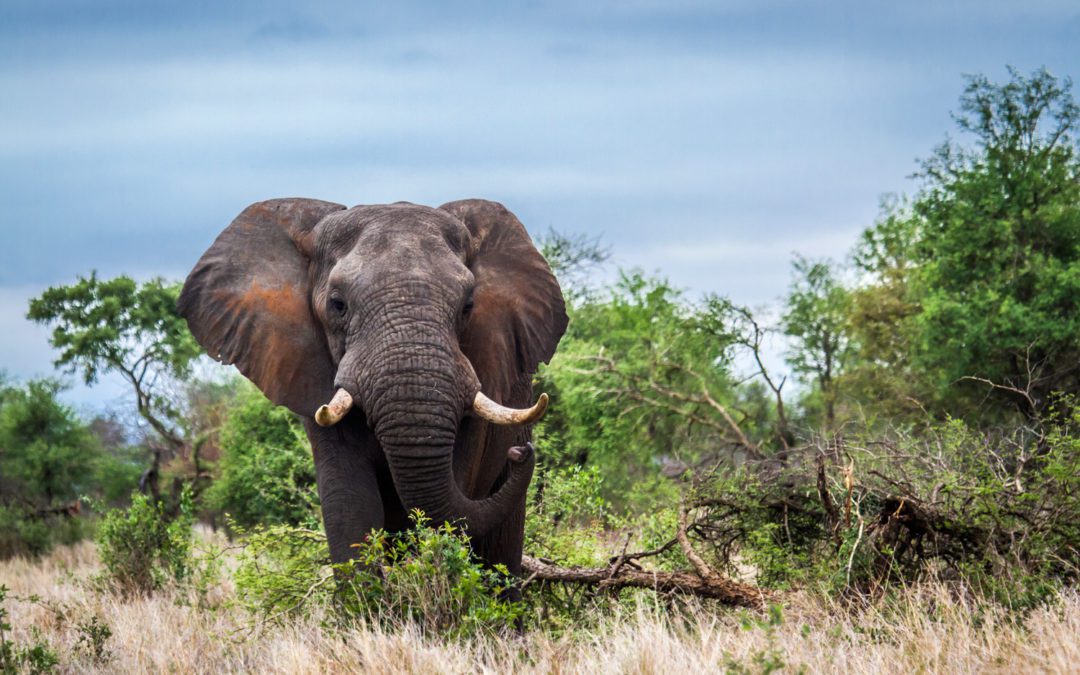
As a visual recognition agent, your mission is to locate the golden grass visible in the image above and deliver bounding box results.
[2,538,1077,674]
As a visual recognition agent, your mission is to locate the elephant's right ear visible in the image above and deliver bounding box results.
[178,198,346,416]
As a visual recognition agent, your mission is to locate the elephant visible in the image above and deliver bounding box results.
[178,198,567,573]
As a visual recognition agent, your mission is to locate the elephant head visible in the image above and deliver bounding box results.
[178,198,567,538]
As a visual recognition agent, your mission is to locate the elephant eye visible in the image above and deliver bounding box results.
[329,297,347,316]
[462,294,475,318]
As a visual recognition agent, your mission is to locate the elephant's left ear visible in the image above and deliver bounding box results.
[440,199,569,399]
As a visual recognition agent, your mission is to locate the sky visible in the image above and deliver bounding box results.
[1,1,1078,412]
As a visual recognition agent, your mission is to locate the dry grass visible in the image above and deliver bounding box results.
[2,538,1077,674]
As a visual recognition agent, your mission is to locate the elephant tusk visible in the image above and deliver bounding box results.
[472,391,549,425]
[315,388,354,427]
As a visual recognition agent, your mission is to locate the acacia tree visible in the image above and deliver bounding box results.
[27,273,202,496]
[911,67,1080,420]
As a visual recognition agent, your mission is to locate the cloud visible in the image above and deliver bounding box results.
[1,0,1078,409]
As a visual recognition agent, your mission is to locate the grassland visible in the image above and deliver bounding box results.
[2,536,1077,674]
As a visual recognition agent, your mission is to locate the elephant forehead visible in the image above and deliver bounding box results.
[318,204,469,253]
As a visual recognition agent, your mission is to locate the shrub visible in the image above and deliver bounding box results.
[74,616,111,664]
[526,463,610,566]
[95,488,194,595]
[679,407,1080,602]
[204,384,318,529]
[234,512,522,637]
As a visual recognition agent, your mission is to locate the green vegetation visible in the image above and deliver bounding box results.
[0,68,1076,657]
[27,274,202,499]
[0,585,59,674]
[841,67,1080,424]
[204,382,317,530]
[95,488,194,596]
[234,513,522,637]
[0,378,141,558]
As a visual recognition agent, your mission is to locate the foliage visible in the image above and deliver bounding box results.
[689,465,824,590]
[204,382,318,529]
[526,464,610,566]
[912,69,1080,418]
[535,270,779,511]
[27,274,203,496]
[782,255,852,429]
[74,616,112,664]
[0,378,136,559]
[233,513,523,637]
[0,586,59,674]
[841,197,925,422]
[26,273,199,390]
[841,68,1080,422]
[682,408,1080,601]
[95,488,195,595]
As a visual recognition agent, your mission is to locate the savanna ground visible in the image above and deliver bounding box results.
[3,535,1078,674]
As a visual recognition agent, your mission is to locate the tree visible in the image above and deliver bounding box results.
[0,379,98,509]
[27,273,202,495]
[535,271,780,510]
[204,382,317,529]
[841,197,926,421]
[538,228,610,303]
[782,255,852,430]
[0,378,137,557]
[911,67,1080,420]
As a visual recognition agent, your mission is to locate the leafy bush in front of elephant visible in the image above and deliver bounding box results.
[233,513,522,637]
[204,382,318,529]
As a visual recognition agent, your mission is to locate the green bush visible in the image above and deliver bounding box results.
[95,488,194,595]
[234,512,522,637]
[526,464,610,566]
[0,507,88,561]
[204,383,318,529]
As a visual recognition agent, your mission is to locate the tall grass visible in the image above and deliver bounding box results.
[2,536,1077,673]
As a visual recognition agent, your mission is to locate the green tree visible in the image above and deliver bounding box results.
[0,379,99,507]
[27,274,202,495]
[536,271,776,510]
[782,256,852,430]
[911,67,1080,420]
[204,383,317,529]
[0,378,136,557]
[842,197,925,421]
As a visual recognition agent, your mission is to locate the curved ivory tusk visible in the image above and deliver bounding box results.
[473,391,549,425]
[315,388,354,427]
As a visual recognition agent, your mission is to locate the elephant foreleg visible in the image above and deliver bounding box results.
[304,420,385,564]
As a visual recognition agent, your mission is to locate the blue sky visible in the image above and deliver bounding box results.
[2,1,1078,411]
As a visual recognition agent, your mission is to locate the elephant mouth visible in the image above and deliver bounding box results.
[314,386,549,428]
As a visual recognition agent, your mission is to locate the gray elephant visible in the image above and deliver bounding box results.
[178,198,567,572]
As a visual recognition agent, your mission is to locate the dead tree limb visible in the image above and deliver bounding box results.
[522,503,773,609]
[520,555,772,609]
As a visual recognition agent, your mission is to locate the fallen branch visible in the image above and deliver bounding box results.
[520,555,771,608]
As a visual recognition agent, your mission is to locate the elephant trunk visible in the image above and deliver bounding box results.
[353,336,534,537]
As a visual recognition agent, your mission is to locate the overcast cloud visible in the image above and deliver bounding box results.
[2,1,1078,409]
